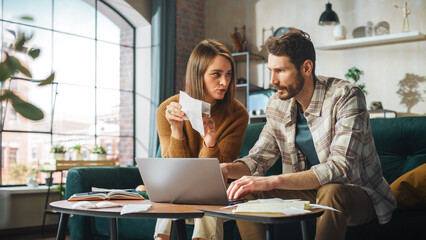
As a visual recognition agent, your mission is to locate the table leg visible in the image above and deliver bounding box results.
[56,213,69,240]
[110,218,119,240]
[265,223,275,240]
[42,171,54,234]
[170,219,187,240]
[300,220,309,240]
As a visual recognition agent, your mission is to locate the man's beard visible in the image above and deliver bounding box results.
[272,72,305,100]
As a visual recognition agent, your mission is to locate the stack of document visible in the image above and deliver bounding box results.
[232,198,340,215]
[233,199,310,215]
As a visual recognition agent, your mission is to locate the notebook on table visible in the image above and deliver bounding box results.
[135,158,229,205]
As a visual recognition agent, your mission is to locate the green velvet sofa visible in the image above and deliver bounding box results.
[65,117,426,240]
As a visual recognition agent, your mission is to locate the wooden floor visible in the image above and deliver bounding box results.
[0,225,70,240]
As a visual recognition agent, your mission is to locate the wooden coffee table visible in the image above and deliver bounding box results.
[50,200,204,240]
[51,200,324,240]
[195,205,324,240]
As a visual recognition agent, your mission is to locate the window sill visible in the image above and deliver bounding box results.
[0,185,60,194]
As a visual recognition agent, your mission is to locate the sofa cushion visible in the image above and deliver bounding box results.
[370,117,426,184]
[390,163,426,209]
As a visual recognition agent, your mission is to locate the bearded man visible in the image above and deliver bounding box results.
[221,29,397,240]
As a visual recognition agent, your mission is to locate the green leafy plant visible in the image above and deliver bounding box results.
[50,145,66,153]
[69,144,82,154]
[90,145,106,154]
[1,16,55,120]
[345,66,368,95]
[57,183,66,196]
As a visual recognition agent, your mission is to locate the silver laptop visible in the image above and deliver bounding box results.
[136,158,229,205]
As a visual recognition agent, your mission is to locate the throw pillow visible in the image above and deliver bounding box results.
[390,163,426,209]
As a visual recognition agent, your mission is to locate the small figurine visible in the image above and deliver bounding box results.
[230,25,248,52]
[366,21,374,37]
[393,1,411,32]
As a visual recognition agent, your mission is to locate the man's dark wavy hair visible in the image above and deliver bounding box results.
[265,29,316,77]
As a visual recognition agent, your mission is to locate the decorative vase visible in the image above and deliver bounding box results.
[50,153,65,161]
[45,177,53,187]
[72,152,84,160]
[333,25,347,41]
[26,177,39,188]
[90,153,106,160]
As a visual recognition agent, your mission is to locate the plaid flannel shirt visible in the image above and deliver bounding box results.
[237,76,397,224]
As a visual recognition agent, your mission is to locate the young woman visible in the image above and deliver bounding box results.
[154,40,249,240]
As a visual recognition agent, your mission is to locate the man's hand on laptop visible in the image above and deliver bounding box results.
[227,175,277,200]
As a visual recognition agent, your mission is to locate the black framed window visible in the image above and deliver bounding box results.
[0,0,135,186]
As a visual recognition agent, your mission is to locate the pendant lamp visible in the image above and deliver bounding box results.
[319,1,340,25]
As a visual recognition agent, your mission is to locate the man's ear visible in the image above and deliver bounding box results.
[301,60,313,76]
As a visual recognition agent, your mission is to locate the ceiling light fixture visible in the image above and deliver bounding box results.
[319,1,340,26]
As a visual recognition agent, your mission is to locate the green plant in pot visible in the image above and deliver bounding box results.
[50,145,66,161]
[345,66,368,95]
[69,144,83,160]
[90,144,107,160]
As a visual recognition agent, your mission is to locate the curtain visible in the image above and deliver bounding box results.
[149,0,176,156]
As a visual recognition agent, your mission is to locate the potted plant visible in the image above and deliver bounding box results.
[90,145,107,160]
[50,145,66,161]
[69,144,83,160]
[345,66,368,95]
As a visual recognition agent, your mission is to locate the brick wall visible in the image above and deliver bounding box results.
[174,0,206,93]
[119,29,134,166]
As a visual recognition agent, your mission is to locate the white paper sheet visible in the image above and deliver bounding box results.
[233,200,310,213]
[179,91,211,136]
[280,207,311,215]
[308,203,341,212]
[72,201,122,209]
[120,204,152,215]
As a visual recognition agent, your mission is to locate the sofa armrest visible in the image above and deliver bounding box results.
[65,167,145,240]
[65,167,142,199]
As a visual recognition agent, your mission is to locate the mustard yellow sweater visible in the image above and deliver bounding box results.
[157,94,249,163]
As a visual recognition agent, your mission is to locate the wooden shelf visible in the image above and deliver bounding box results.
[232,52,264,62]
[316,31,426,50]
[41,160,116,170]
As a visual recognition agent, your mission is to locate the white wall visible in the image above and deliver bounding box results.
[0,187,61,230]
[205,0,426,115]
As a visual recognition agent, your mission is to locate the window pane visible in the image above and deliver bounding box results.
[52,134,95,160]
[3,0,52,29]
[97,136,132,166]
[1,132,50,185]
[53,32,95,87]
[96,136,118,162]
[3,79,53,132]
[54,0,96,38]
[96,89,133,137]
[2,23,53,79]
[53,85,95,134]
[96,88,119,136]
[97,41,120,89]
[97,43,133,91]
[1,0,135,185]
[97,0,133,45]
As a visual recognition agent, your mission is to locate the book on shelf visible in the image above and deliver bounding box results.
[68,189,144,201]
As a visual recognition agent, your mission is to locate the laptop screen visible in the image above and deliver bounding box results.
[136,158,229,205]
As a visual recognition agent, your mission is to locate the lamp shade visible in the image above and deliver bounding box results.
[319,3,340,25]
